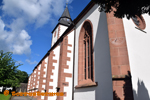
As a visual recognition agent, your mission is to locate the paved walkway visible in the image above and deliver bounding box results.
[11,96,36,100]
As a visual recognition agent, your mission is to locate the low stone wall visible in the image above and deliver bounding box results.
[16,83,27,92]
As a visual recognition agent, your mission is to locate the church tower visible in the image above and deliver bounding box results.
[51,5,72,47]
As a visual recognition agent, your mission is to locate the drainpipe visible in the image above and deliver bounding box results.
[72,23,76,100]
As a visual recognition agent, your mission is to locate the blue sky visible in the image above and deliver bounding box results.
[0,0,91,75]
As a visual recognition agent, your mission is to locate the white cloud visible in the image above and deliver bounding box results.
[12,30,32,55]
[0,18,32,55]
[0,0,73,55]
[26,59,38,65]
[2,0,73,28]
[16,61,24,64]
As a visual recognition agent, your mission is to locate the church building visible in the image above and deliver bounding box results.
[27,1,150,100]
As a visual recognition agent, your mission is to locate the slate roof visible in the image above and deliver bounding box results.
[58,7,72,26]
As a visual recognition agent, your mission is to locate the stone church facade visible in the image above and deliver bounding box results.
[27,1,150,100]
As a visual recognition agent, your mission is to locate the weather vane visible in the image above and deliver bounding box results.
[66,0,68,7]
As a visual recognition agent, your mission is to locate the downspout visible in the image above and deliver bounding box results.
[72,23,76,100]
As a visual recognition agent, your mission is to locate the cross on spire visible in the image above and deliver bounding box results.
[66,0,68,8]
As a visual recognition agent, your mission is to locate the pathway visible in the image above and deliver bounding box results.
[11,96,37,100]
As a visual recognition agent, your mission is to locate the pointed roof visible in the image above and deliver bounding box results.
[58,7,72,26]
[52,6,72,33]
[60,7,71,19]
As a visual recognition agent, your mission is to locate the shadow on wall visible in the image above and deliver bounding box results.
[133,79,150,100]
[113,91,120,100]
[113,71,150,100]
[113,71,134,100]
[94,11,113,100]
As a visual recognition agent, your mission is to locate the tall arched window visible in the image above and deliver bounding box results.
[78,20,95,86]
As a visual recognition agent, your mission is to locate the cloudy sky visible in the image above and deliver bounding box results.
[0,0,91,74]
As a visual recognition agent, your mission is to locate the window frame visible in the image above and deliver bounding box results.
[77,20,96,88]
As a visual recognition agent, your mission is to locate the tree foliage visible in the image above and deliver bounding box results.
[16,70,29,83]
[92,0,150,19]
[0,50,28,87]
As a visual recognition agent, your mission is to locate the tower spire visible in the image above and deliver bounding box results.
[58,2,72,26]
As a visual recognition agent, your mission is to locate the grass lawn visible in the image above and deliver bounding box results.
[0,94,11,100]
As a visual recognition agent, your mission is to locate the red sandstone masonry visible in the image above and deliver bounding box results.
[34,69,37,90]
[33,69,38,98]
[29,67,36,92]
[34,68,37,98]
[32,70,37,92]
[78,20,95,86]
[54,31,56,37]
[29,74,32,91]
[106,11,134,100]
[57,25,60,40]
[32,73,34,91]
[45,51,57,100]
[30,73,34,91]
[29,73,33,92]
[34,65,42,99]
[34,69,38,90]
[37,59,47,100]
[32,69,37,98]
[27,75,31,91]
[57,36,72,100]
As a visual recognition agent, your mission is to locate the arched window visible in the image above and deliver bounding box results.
[131,15,146,30]
[78,20,95,86]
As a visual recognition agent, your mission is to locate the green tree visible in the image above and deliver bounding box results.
[16,70,29,83]
[92,0,150,19]
[0,50,22,87]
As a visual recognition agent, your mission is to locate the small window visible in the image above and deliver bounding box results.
[63,18,67,21]
[132,15,146,30]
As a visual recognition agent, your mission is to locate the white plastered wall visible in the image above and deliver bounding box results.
[59,25,68,37]
[74,4,113,100]
[51,25,68,47]
[51,27,59,47]
[48,45,60,100]
[41,57,49,99]
[123,14,150,100]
